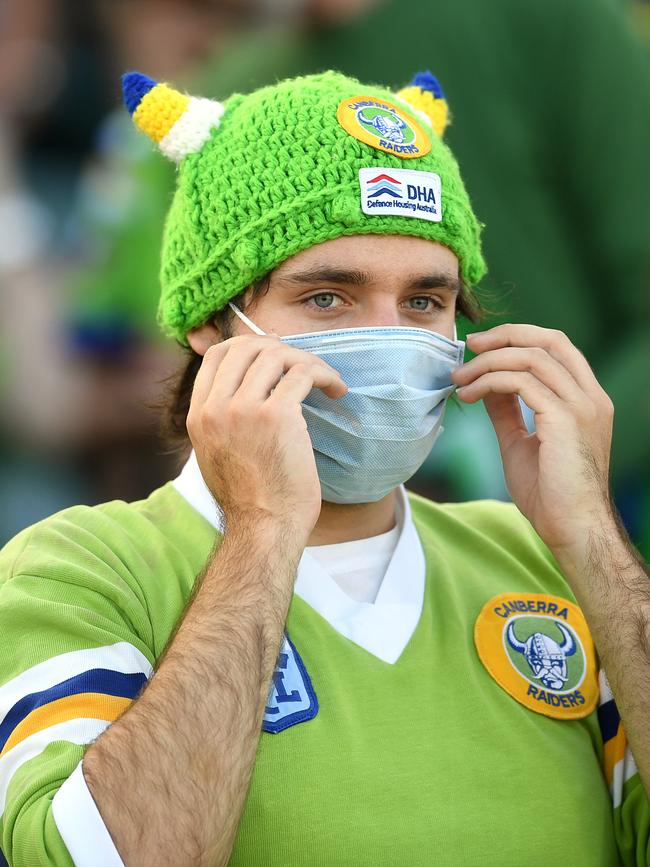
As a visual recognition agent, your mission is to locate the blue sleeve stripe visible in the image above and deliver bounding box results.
[0,669,147,753]
[597,698,620,744]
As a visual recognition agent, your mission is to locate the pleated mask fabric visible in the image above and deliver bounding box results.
[229,304,464,504]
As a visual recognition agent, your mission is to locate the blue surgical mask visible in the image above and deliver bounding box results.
[229,303,465,504]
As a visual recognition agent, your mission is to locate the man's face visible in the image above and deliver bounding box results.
[231,234,459,341]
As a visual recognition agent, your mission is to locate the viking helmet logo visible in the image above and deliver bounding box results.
[357,108,408,143]
[506,621,577,690]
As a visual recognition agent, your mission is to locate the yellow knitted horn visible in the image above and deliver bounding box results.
[122,71,225,163]
[396,71,450,139]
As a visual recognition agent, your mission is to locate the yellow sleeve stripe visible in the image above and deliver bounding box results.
[133,84,190,143]
[0,693,132,758]
[603,722,627,787]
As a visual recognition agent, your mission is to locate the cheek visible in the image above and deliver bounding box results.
[435,306,458,341]
[233,298,300,338]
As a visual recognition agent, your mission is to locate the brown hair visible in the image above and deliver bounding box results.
[159,273,488,454]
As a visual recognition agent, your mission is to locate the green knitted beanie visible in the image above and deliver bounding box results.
[122,69,486,344]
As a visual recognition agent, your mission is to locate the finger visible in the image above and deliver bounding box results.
[190,341,232,407]
[191,336,275,407]
[453,346,585,405]
[269,362,348,406]
[457,370,559,416]
[467,325,600,396]
[207,335,283,401]
[482,392,529,451]
[237,348,346,403]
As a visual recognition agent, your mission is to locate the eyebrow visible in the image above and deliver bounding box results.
[280,266,461,294]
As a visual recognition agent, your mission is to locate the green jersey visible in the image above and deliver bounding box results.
[0,457,647,866]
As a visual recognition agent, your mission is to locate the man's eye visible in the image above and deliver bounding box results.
[308,293,339,309]
[408,296,444,311]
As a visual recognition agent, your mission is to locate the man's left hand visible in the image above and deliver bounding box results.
[452,324,616,555]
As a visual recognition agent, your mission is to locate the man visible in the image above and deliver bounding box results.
[0,69,648,867]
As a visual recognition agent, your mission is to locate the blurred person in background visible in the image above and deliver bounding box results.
[1,66,650,866]
[70,0,650,556]
[0,0,255,544]
[0,0,113,539]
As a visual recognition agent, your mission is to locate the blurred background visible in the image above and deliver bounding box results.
[0,0,649,556]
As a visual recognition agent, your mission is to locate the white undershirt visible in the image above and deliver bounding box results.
[307,525,401,604]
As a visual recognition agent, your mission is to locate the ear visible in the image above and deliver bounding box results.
[187,322,221,356]
[122,71,225,163]
[396,71,450,139]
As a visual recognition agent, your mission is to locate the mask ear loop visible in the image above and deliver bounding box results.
[228,302,267,335]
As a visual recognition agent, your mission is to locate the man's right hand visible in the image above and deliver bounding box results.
[187,334,347,539]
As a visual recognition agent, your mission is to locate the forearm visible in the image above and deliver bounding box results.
[82,519,302,867]
[551,511,650,793]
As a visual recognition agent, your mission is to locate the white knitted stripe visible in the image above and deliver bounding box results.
[159,97,225,162]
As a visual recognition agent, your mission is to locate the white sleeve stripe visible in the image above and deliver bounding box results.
[610,749,639,809]
[0,718,109,816]
[611,759,625,809]
[598,669,614,704]
[0,642,153,724]
[52,761,125,867]
[623,748,638,784]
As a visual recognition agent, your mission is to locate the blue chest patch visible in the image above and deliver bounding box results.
[263,634,318,733]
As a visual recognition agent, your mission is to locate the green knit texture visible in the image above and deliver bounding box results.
[159,70,486,344]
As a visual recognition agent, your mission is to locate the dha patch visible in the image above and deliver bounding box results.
[358,167,442,223]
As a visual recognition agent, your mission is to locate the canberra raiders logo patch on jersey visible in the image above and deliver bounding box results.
[474,593,598,720]
[263,633,318,733]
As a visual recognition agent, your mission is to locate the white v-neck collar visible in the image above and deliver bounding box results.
[172,451,426,664]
